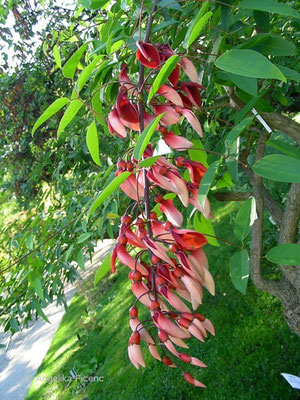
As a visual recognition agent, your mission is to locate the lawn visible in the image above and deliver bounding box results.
[25,201,300,400]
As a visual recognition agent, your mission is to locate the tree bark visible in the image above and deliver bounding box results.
[224,86,300,336]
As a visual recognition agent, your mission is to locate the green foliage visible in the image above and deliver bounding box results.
[253,155,300,182]
[266,244,300,266]
[230,249,250,295]
[1,0,300,342]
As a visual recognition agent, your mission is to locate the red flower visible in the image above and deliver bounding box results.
[171,228,208,250]
[179,82,205,109]
[136,41,160,69]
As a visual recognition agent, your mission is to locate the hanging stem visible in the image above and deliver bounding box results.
[137,0,158,300]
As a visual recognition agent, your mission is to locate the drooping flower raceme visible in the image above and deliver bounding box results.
[107,41,214,388]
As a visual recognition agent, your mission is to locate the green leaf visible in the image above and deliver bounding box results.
[184,11,213,49]
[77,232,93,244]
[94,251,112,287]
[253,10,270,32]
[215,49,286,82]
[76,55,102,92]
[266,244,300,266]
[253,155,300,183]
[32,98,70,134]
[86,121,101,166]
[133,114,165,160]
[188,139,208,167]
[88,171,131,218]
[32,300,50,323]
[234,197,256,241]
[267,139,300,160]
[230,250,250,295]
[53,44,61,68]
[275,65,300,82]
[237,34,298,57]
[57,100,83,137]
[239,0,300,19]
[77,249,85,271]
[198,160,219,208]
[147,55,180,104]
[194,212,219,246]
[28,271,44,301]
[225,117,254,147]
[9,317,20,332]
[62,42,89,79]
[65,244,74,263]
[27,233,33,250]
[159,0,182,11]
[139,155,161,167]
[183,1,210,48]
[226,73,257,97]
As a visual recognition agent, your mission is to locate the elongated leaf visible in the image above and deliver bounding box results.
[253,155,300,183]
[77,249,85,271]
[94,251,112,287]
[88,171,131,218]
[57,100,83,137]
[32,98,69,134]
[139,155,161,167]
[159,0,182,11]
[77,232,93,244]
[86,121,101,165]
[230,250,250,295]
[239,0,300,19]
[198,160,219,208]
[266,244,300,266]
[275,65,300,82]
[227,73,257,97]
[189,139,208,167]
[76,55,102,92]
[184,11,213,49]
[183,1,210,49]
[194,212,219,246]
[133,114,165,160]
[238,34,297,57]
[215,49,286,82]
[53,44,61,68]
[62,42,89,79]
[147,55,180,104]
[32,300,50,323]
[28,271,44,301]
[225,117,254,147]
[234,197,257,241]
[267,139,300,160]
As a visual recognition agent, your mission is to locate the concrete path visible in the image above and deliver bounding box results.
[0,239,114,400]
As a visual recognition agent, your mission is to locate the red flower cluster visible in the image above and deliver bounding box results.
[108,41,214,388]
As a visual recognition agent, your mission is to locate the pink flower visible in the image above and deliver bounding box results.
[156,84,183,106]
[179,58,198,82]
[128,331,145,369]
[118,173,144,201]
[162,130,193,150]
[153,104,181,125]
[155,196,183,227]
[108,108,127,138]
[116,245,148,275]
[183,372,206,388]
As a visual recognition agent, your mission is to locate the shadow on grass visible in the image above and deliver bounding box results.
[26,202,300,400]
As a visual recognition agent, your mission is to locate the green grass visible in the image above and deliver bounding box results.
[26,202,300,400]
